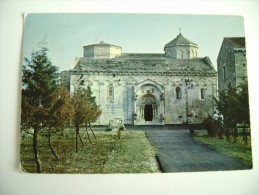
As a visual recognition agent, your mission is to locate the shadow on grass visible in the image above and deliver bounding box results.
[20,130,160,173]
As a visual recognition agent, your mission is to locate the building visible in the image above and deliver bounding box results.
[60,70,70,90]
[63,33,217,125]
[217,37,247,92]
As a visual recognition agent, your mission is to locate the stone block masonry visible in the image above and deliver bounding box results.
[64,33,218,126]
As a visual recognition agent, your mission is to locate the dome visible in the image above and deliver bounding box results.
[164,33,197,48]
[83,41,122,59]
[164,33,198,59]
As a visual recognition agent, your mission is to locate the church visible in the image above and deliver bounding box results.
[61,33,217,125]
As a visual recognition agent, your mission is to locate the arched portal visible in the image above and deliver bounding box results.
[142,95,156,121]
[133,79,164,125]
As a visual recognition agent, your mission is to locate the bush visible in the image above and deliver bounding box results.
[203,115,217,137]
[119,125,126,131]
[106,125,112,131]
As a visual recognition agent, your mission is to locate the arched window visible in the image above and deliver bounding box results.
[108,85,113,97]
[176,87,182,99]
[184,49,189,59]
[191,50,194,58]
[200,88,205,99]
[178,50,183,59]
[223,66,227,79]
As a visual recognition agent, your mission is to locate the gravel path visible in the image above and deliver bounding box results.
[127,125,245,172]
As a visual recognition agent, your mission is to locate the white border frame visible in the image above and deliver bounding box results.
[1,1,259,195]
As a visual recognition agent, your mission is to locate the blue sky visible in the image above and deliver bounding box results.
[23,14,245,71]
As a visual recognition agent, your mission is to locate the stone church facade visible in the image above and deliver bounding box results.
[62,33,217,125]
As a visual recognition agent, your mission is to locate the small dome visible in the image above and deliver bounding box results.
[164,33,197,49]
[164,33,198,59]
[83,42,122,59]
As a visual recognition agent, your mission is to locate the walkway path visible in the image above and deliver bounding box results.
[127,125,245,172]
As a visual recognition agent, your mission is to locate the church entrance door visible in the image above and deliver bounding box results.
[144,105,153,121]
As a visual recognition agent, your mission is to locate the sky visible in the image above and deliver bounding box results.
[23,14,245,71]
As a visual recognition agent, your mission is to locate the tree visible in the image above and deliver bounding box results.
[43,86,74,160]
[21,45,59,173]
[236,81,250,125]
[86,85,97,106]
[84,86,101,142]
[72,86,102,150]
[71,87,90,152]
[214,81,250,137]
[215,84,239,128]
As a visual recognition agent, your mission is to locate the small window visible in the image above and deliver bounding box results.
[176,87,182,99]
[223,66,227,80]
[108,85,113,97]
[200,88,205,100]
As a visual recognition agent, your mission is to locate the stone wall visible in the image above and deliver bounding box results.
[234,50,247,87]
[217,40,236,92]
[70,72,217,125]
[217,40,247,92]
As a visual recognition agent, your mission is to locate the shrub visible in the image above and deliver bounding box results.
[203,115,217,137]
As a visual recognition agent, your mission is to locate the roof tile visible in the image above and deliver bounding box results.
[225,37,246,48]
[165,33,197,48]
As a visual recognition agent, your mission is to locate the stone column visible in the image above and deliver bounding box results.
[160,93,165,115]
[161,102,164,115]
[141,105,144,119]
[152,104,156,119]
[134,97,137,114]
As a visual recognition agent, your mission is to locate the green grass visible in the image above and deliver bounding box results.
[20,130,160,173]
[193,133,253,169]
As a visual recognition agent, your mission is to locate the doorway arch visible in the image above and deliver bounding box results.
[142,95,156,122]
[133,79,164,125]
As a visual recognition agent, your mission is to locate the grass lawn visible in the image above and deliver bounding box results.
[193,133,253,169]
[20,130,160,173]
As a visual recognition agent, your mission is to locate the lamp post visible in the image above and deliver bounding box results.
[184,78,192,127]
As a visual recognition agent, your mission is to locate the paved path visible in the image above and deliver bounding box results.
[126,125,245,172]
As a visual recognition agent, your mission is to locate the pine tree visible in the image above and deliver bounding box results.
[72,86,101,148]
[214,81,250,132]
[236,81,250,125]
[21,45,59,173]
[71,87,90,152]
[86,85,96,106]
[85,86,101,141]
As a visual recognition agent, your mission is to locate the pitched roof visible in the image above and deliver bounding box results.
[225,37,246,48]
[71,53,216,75]
[164,33,198,48]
